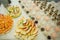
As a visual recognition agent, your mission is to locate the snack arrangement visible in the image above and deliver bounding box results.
[7,6,21,18]
[0,14,13,34]
[15,17,38,40]
[0,0,60,40]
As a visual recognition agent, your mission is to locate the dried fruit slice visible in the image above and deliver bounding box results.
[15,18,38,40]
[7,6,21,18]
[0,14,13,34]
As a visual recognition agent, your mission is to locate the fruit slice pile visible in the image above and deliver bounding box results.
[15,18,38,40]
[0,14,13,34]
[7,6,21,18]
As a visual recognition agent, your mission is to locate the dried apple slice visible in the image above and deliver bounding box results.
[15,18,38,40]
[7,6,21,18]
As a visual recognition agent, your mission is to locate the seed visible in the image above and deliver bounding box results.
[34,20,38,24]
[19,1,21,3]
[22,6,24,8]
[26,11,29,14]
[47,36,51,39]
[41,28,45,31]
[31,17,35,20]
[8,0,11,4]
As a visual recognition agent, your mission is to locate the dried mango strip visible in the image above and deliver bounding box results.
[0,14,13,34]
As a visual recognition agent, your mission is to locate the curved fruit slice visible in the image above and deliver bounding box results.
[15,18,38,40]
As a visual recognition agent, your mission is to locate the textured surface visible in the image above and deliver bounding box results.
[0,0,60,40]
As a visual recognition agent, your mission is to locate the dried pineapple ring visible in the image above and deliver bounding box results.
[0,14,13,34]
[7,6,21,18]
